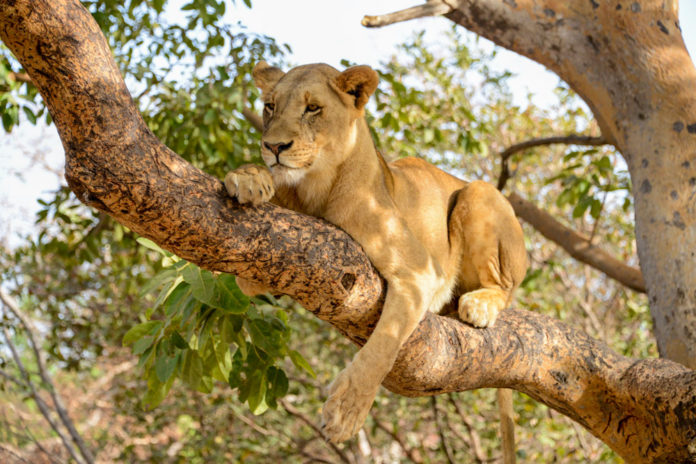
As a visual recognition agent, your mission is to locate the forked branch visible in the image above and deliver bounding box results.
[0,1,694,462]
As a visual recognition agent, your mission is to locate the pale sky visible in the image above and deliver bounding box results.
[1,1,695,246]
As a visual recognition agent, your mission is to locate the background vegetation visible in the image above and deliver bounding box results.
[0,1,651,462]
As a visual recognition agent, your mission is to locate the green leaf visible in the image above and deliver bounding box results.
[136,237,167,256]
[181,350,203,389]
[265,366,288,408]
[572,196,592,218]
[247,318,282,356]
[209,274,249,313]
[152,274,184,311]
[163,282,193,317]
[123,320,163,346]
[155,354,178,383]
[22,106,37,124]
[246,368,268,415]
[170,331,189,350]
[181,264,216,304]
[133,335,155,355]
[203,108,216,125]
[289,350,315,378]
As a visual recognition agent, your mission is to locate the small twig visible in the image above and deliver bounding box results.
[0,289,95,464]
[431,396,456,464]
[447,393,488,463]
[370,410,423,463]
[0,325,84,464]
[0,367,27,387]
[587,190,608,244]
[496,134,608,191]
[279,399,352,464]
[0,444,32,464]
[552,266,603,336]
[362,1,453,28]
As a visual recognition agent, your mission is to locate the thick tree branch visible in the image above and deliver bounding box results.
[1,1,695,462]
[507,192,646,293]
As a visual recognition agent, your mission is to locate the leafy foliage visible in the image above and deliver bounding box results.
[123,238,311,413]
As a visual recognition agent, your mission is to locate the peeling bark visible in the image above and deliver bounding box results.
[1,0,695,462]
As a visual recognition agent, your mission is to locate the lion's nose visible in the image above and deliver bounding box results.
[264,141,293,156]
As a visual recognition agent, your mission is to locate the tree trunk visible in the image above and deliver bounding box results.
[439,0,696,369]
[1,0,695,462]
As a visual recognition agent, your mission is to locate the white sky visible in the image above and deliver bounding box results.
[1,1,695,246]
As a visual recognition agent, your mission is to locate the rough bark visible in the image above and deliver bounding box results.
[438,0,696,370]
[1,0,695,462]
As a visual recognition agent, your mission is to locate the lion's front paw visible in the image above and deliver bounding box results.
[321,364,379,443]
[224,164,274,205]
[458,288,507,328]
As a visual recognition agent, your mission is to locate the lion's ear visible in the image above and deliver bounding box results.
[333,65,379,110]
[253,61,285,94]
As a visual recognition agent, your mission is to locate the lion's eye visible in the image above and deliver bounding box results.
[305,104,321,113]
[264,103,275,114]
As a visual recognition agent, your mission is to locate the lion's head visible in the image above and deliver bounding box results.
[252,61,379,186]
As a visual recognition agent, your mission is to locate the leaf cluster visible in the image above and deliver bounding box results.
[122,238,313,414]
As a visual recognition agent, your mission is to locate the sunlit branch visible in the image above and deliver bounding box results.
[362,1,453,28]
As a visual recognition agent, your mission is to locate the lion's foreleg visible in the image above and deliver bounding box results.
[320,271,439,443]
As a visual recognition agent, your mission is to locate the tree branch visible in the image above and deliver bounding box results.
[431,396,456,463]
[0,326,85,464]
[496,134,608,191]
[7,71,31,83]
[280,399,352,464]
[506,192,646,293]
[361,1,453,28]
[1,1,694,462]
[0,289,95,464]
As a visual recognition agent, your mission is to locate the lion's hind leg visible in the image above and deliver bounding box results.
[448,181,527,328]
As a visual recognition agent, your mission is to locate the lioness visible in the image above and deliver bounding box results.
[225,61,528,443]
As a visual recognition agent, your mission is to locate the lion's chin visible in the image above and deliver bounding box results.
[271,164,308,186]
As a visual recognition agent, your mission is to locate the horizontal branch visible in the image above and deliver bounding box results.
[361,1,452,28]
[507,193,646,293]
[1,1,694,462]
[7,71,31,83]
[496,134,608,191]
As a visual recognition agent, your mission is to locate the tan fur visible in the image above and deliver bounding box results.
[224,61,528,443]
